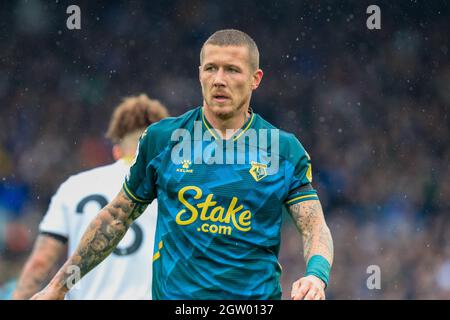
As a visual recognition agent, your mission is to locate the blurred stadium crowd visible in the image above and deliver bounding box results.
[0,1,449,299]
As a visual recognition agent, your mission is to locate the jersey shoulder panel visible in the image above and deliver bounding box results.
[253,113,309,161]
[279,130,309,162]
[252,113,279,130]
[143,107,201,156]
[123,107,201,203]
[277,131,317,205]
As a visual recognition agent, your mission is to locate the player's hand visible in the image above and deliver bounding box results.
[291,275,326,300]
[30,286,66,300]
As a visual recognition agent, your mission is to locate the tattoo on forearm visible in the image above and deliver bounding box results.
[289,200,334,265]
[53,190,147,291]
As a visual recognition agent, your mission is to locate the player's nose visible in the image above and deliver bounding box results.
[212,68,226,87]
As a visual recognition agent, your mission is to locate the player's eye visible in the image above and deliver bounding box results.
[204,65,216,71]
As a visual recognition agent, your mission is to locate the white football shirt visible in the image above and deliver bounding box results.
[39,159,157,300]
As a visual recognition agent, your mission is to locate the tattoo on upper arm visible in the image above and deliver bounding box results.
[288,200,334,264]
[111,191,148,222]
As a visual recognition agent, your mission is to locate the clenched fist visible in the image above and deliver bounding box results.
[291,275,326,300]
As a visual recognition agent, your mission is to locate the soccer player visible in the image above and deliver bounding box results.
[12,94,169,299]
[32,29,333,300]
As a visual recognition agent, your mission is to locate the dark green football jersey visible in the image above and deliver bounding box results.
[123,106,319,299]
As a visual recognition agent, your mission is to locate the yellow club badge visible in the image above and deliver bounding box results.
[249,161,268,182]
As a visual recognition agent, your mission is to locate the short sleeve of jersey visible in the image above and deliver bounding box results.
[39,182,70,237]
[123,127,157,204]
[284,134,319,207]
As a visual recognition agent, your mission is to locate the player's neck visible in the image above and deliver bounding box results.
[121,156,135,165]
[202,105,251,139]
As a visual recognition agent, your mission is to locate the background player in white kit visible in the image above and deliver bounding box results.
[12,94,169,299]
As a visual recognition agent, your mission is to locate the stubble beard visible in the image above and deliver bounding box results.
[205,96,248,121]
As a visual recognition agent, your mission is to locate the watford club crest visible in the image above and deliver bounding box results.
[249,161,268,182]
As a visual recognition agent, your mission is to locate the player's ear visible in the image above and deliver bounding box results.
[112,145,122,161]
[251,69,263,90]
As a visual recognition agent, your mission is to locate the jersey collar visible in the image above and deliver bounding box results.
[201,107,255,142]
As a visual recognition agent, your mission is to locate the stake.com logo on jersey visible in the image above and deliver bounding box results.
[175,185,251,236]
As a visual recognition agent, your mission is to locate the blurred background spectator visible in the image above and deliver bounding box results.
[0,0,449,299]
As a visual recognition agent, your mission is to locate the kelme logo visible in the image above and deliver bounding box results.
[176,159,193,173]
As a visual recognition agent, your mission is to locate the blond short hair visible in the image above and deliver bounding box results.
[200,29,260,70]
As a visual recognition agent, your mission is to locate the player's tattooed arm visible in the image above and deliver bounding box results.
[12,235,67,300]
[31,189,147,299]
[288,200,334,267]
[289,200,333,299]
